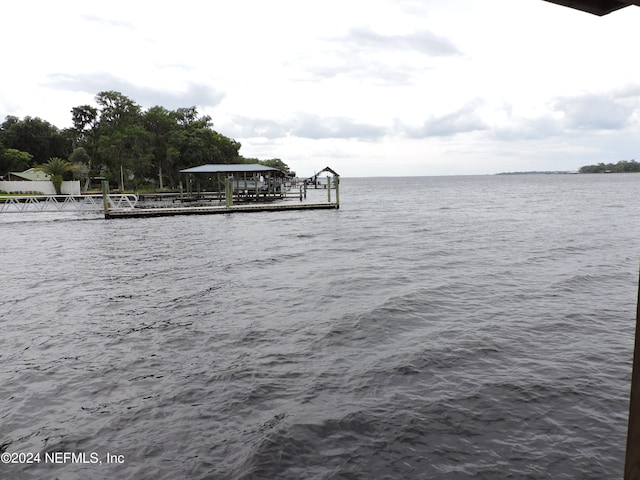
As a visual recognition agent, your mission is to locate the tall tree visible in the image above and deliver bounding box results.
[95,91,141,128]
[71,105,98,149]
[143,106,180,189]
[92,92,149,188]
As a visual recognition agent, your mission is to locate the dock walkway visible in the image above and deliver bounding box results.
[105,201,338,219]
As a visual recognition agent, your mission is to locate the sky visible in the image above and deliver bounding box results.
[2,0,640,177]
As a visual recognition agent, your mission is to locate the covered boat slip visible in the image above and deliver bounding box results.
[180,164,290,203]
[103,163,340,218]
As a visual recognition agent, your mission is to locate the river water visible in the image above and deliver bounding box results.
[0,174,638,479]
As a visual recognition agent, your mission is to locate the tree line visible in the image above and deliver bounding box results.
[579,160,640,174]
[0,91,291,191]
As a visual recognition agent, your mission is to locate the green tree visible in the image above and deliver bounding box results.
[95,91,142,128]
[38,157,75,194]
[69,147,92,190]
[143,106,180,189]
[579,160,640,173]
[91,92,150,189]
[66,92,283,190]
[0,148,33,177]
[71,105,98,150]
[0,116,71,165]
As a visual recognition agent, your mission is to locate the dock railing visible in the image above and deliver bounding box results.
[0,194,138,213]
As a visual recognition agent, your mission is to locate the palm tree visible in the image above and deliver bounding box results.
[39,157,76,194]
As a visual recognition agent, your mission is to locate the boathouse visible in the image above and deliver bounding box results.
[180,163,288,202]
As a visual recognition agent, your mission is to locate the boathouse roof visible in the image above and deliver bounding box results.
[180,164,285,175]
[542,0,639,15]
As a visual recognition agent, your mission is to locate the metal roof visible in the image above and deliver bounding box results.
[9,169,51,181]
[542,0,640,15]
[180,164,284,175]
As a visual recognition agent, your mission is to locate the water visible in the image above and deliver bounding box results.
[0,174,638,479]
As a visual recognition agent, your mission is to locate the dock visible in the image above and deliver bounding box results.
[102,164,340,219]
[105,201,339,219]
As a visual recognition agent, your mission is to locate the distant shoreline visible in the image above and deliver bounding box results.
[496,171,577,175]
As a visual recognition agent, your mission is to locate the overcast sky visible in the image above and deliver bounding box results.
[2,0,640,177]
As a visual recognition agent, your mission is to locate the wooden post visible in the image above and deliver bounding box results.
[625,270,640,479]
[225,176,233,207]
[255,175,259,201]
[304,182,307,199]
[335,176,340,207]
[299,185,303,201]
[327,176,332,203]
[101,180,109,216]
[244,172,247,201]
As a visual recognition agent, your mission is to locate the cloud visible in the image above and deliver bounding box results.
[552,93,633,131]
[398,100,488,138]
[613,84,640,99]
[296,25,459,84]
[292,113,387,139]
[226,101,492,142]
[300,56,424,85]
[491,91,639,142]
[43,73,225,110]
[224,113,387,141]
[339,26,462,56]
[80,14,134,30]
[492,115,562,141]
[224,117,290,139]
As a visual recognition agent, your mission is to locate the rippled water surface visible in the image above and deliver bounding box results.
[1,174,639,479]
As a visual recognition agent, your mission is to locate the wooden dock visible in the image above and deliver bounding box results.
[105,201,339,219]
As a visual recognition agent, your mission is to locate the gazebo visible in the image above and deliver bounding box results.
[304,166,340,189]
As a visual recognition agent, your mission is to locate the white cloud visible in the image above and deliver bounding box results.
[336,26,462,56]
[553,94,635,131]
[44,73,226,110]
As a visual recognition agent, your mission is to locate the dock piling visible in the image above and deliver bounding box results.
[225,176,233,207]
[102,180,109,216]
